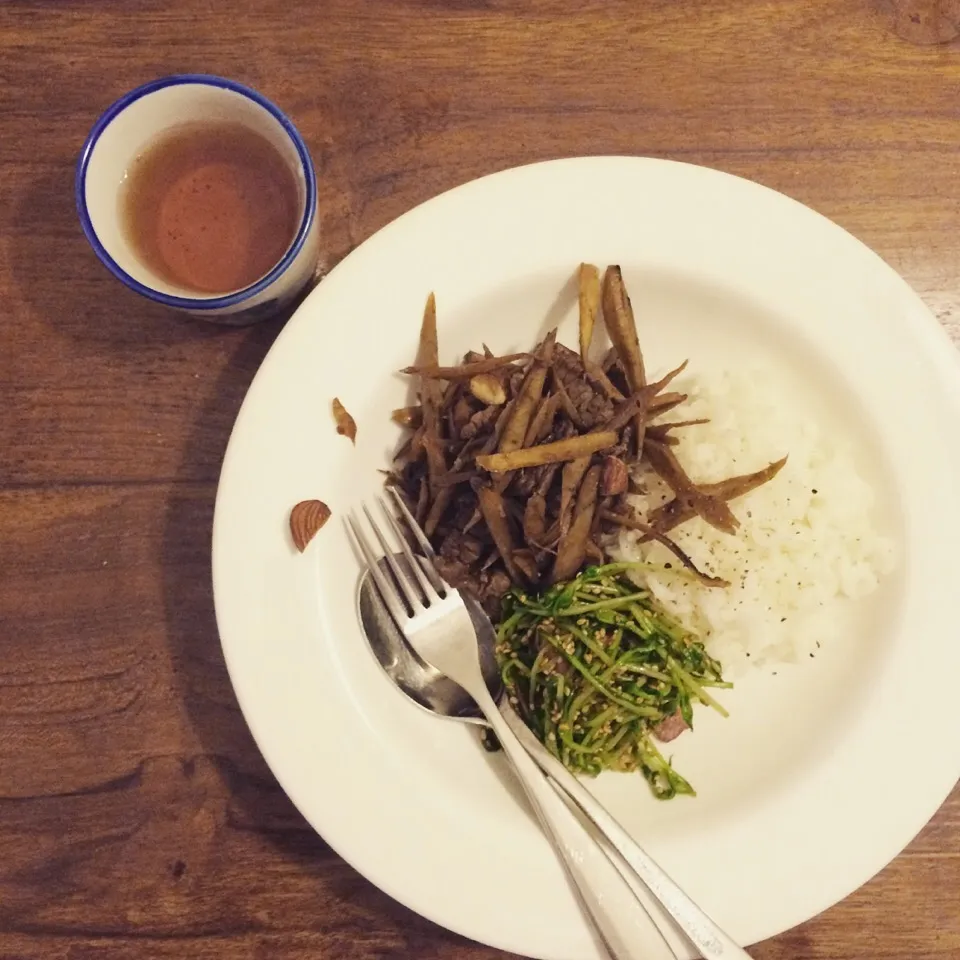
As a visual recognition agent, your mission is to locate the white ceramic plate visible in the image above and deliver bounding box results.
[212,157,960,960]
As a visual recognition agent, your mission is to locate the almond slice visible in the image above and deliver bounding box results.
[290,499,332,552]
[600,455,629,496]
[332,397,357,444]
[468,373,506,406]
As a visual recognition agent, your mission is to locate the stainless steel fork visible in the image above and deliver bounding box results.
[349,489,752,960]
[348,493,677,960]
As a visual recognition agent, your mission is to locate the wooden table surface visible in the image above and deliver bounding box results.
[2,1,958,958]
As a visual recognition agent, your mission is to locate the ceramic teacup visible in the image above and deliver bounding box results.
[76,74,319,324]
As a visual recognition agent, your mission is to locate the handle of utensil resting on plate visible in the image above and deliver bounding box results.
[471,683,679,960]
[464,594,745,959]
[498,704,689,957]
[504,712,752,960]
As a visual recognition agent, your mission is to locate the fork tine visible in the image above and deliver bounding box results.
[387,485,437,557]
[346,515,410,624]
[386,486,450,592]
[361,503,424,613]
[376,495,440,604]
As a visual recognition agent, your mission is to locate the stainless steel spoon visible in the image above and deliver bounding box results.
[357,536,752,960]
[357,554,500,724]
[356,558,684,960]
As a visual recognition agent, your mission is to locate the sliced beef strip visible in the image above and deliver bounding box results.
[460,404,500,440]
[652,709,689,743]
[439,531,483,566]
[448,490,479,531]
[512,467,539,497]
[553,343,615,429]
[607,423,635,461]
[477,567,512,619]
[434,555,472,590]
[434,525,513,619]
[433,527,487,594]
[437,562,511,621]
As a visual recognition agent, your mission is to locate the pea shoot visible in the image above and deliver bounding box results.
[495,563,731,799]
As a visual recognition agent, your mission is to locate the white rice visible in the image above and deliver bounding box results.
[611,367,896,672]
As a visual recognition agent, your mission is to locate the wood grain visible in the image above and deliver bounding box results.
[0,1,957,957]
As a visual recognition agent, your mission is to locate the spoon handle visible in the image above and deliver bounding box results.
[473,684,679,960]
[503,704,752,960]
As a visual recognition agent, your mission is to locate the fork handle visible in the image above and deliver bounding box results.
[470,683,678,960]
[503,705,753,960]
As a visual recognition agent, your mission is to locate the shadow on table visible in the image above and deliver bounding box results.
[154,302,472,954]
[6,167,241,353]
[6,165,491,951]
[160,323,472,952]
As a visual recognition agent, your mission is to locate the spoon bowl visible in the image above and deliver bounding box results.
[355,555,503,725]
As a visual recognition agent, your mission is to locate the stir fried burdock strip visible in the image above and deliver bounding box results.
[401,353,529,379]
[646,457,788,536]
[578,262,600,361]
[601,267,647,453]
[552,464,601,581]
[643,439,740,535]
[415,293,446,489]
[387,268,786,617]
[476,431,618,472]
[599,510,729,586]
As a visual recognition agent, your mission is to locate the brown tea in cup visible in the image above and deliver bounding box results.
[121,121,300,295]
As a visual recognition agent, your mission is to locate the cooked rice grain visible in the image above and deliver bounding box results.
[612,368,896,671]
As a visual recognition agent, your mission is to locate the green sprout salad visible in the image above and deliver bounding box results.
[495,563,731,799]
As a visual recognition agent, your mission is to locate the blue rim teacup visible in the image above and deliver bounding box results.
[76,74,319,325]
